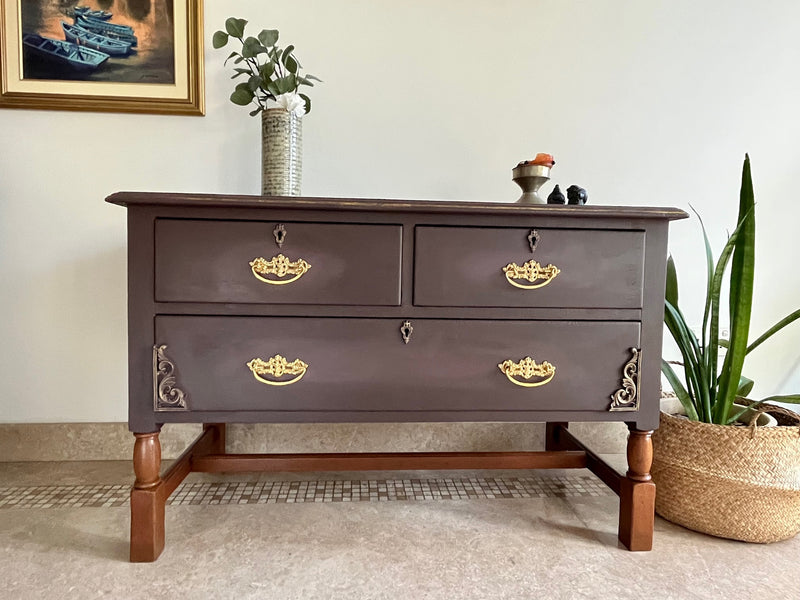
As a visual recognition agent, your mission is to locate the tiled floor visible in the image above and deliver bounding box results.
[1,474,612,509]
[1,459,798,599]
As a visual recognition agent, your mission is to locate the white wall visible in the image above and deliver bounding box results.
[1,0,798,422]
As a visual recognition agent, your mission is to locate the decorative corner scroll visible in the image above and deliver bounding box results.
[609,347,641,412]
[153,345,189,411]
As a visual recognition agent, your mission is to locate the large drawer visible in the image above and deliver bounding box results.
[414,226,645,308]
[154,316,641,413]
[155,219,402,305]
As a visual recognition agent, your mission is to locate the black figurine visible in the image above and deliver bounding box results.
[547,184,566,205]
[566,185,588,205]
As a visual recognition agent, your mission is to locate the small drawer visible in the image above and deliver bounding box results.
[155,219,402,305]
[414,226,645,309]
[154,316,641,413]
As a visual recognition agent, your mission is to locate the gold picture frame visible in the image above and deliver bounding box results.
[0,0,204,115]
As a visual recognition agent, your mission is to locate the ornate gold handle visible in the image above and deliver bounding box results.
[246,354,308,386]
[502,260,560,289]
[249,254,311,285]
[498,357,556,387]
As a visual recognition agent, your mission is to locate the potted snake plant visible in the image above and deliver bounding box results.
[654,154,800,543]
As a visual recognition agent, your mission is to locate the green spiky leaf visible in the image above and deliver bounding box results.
[715,155,756,423]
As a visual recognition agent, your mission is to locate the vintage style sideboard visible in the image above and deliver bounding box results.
[107,192,686,562]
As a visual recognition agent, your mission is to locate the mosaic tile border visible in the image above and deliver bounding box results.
[0,474,613,510]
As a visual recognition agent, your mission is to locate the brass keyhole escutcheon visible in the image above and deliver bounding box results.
[528,229,539,253]
[273,224,287,248]
[400,320,413,344]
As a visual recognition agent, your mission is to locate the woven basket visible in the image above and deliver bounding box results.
[652,410,800,543]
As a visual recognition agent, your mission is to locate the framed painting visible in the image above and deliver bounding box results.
[0,0,204,115]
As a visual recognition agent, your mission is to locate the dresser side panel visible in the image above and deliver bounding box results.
[127,208,159,433]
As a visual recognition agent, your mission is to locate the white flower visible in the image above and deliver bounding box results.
[275,92,306,117]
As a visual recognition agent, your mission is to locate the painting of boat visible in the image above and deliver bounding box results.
[73,6,113,21]
[75,15,138,46]
[61,22,132,56]
[19,0,178,86]
[22,33,109,73]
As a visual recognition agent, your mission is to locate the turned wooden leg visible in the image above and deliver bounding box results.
[203,423,226,455]
[130,431,166,562]
[618,427,655,551]
[545,422,569,451]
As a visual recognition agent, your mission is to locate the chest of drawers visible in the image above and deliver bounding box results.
[108,192,686,561]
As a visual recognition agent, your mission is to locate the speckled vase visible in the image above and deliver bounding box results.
[261,108,302,196]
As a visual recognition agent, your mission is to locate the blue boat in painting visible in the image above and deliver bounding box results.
[73,6,113,21]
[76,15,138,47]
[22,33,109,73]
[62,21,132,56]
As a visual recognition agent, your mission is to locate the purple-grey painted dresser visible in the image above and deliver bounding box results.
[107,192,687,561]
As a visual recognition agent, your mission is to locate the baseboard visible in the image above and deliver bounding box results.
[0,422,629,462]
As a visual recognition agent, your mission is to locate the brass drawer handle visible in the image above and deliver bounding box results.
[502,260,560,289]
[247,354,308,386]
[498,357,556,387]
[249,254,311,285]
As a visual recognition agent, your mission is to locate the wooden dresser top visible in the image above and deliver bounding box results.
[106,192,688,221]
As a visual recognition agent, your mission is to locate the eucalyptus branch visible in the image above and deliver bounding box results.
[213,17,320,117]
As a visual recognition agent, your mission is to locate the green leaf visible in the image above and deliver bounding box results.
[275,74,297,94]
[230,87,254,106]
[736,376,754,398]
[281,44,295,63]
[706,204,754,422]
[746,309,800,354]
[304,74,323,82]
[266,80,280,96]
[223,51,240,66]
[242,36,266,59]
[212,31,229,49]
[285,55,298,74]
[759,394,800,404]
[715,156,756,423]
[225,17,247,39]
[691,206,715,365]
[299,92,311,115]
[725,403,758,425]
[259,61,275,79]
[297,76,314,87]
[665,255,678,308]
[231,67,251,79]
[258,29,279,47]
[247,75,262,92]
[662,360,700,420]
[249,107,263,117]
[664,300,710,421]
